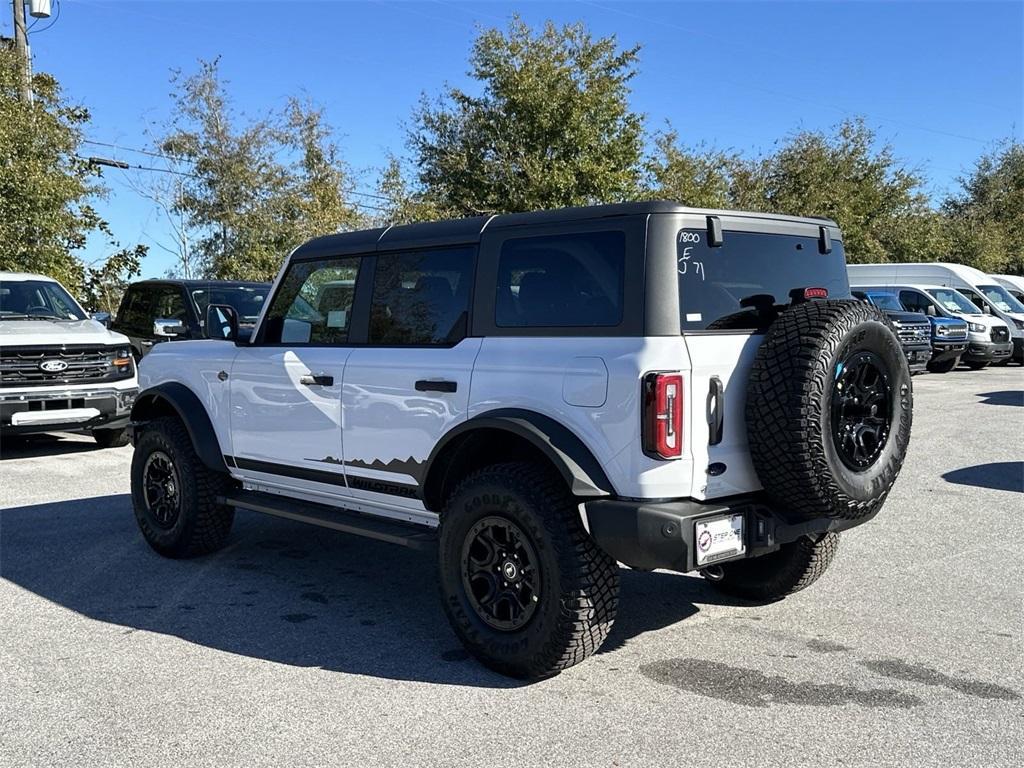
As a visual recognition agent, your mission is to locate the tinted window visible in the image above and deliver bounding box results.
[262,257,362,345]
[495,231,625,328]
[677,230,850,331]
[369,248,474,345]
[118,286,155,329]
[152,286,188,323]
[898,290,931,314]
[191,285,269,325]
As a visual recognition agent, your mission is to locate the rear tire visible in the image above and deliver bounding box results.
[130,416,235,558]
[926,358,958,374]
[438,461,619,679]
[706,533,840,602]
[93,427,129,448]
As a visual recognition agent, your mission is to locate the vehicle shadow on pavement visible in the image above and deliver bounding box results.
[0,434,106,460]
[942,462,1024,493]
[975,390,1024,407]
[0,494,743,686]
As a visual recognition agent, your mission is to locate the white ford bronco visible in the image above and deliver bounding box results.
[129,202,912,678]
[1,272,138,446]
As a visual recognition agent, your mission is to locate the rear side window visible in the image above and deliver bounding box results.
[369,247,475,345]
[495,231,625,327]
[677,230,850,331]
[262,257,362,345]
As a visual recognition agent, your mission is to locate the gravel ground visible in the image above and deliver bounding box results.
[1,365,1022,767]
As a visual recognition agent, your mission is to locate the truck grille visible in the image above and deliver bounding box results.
[0,345,132,388]
[896,322,931,344]
[939,323,968,341]
[991,327,1011,343]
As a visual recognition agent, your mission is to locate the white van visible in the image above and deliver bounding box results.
[847,279,1012,368]
[993,274,1024,304]
[848,263,1024,363]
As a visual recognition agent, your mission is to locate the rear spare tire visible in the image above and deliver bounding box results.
[746,300,912,522]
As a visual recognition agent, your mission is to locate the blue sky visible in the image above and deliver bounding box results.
[9,0,1023,278]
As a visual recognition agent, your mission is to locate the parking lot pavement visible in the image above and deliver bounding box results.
[1,367,1022,768]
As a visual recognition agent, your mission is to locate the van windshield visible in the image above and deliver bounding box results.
[927,288,980,314]
[677,229,850,331]
[865,292,904,312]
[979,284,1024,314]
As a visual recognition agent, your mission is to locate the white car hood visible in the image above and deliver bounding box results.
[0,318,130,347]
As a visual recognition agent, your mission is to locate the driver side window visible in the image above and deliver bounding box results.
[261,257,362,345]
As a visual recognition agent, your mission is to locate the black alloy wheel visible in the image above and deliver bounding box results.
[460,515,541,632]
[830,351,893,471]
[142,450,182,528]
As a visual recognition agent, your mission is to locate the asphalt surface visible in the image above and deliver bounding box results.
[1,366,1022,767]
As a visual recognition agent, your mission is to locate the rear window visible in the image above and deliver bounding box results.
[678,229,850,331]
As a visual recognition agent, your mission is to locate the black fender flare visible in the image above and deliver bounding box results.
[130,382,227,474]
[422,408,615,505]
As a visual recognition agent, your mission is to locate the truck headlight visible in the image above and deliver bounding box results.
[968,322,986,333]
[935,325,948,336]
[1014,318,1024,330]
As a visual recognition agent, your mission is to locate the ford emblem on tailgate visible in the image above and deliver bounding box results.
[39,359,68,373]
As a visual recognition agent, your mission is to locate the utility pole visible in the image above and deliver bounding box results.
[11,0,31,102]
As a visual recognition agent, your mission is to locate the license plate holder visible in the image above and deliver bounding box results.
[695,513,746,566]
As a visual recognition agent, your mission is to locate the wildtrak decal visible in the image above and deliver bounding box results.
[308,455,425,482]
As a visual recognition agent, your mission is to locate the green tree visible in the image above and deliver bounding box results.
[944,140,1024,274]
[0,45,146,307]
[375,154,445,225]
[158,59,364,281]
[644,129,738,209]
[409,17,644,215]
[755,119,933,263]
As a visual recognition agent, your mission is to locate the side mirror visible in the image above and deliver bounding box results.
[153,318,186,337]
[925,305,936,317]
[206,304,238,341]
[91,311,111,327]
[982,304,992,315]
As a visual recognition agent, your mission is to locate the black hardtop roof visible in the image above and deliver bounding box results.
[290,201,840,261]
[132,279,272,288]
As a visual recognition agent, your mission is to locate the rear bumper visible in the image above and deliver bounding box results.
[0,387,138,435]
[963,341,1013,363]
[583,495,873,574]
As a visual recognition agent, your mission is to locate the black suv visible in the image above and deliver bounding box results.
[852,290,932,373]
[112,280,271,359]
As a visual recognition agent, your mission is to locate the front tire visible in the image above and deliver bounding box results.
[706,533,840,601]
[438,462,619,679]
[130,416,235,558]
[965,361,989,370]
[93,427,129,448]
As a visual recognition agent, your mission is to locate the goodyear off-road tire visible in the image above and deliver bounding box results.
[707,532,840,601]
[131,416,235,558]
[926,358,958,374]
[92,427,129,448]
[747,300,912,522]
[438,462,619,679]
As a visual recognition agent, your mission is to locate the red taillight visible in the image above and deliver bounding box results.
[804,287,829,299]
[642,372,683,459]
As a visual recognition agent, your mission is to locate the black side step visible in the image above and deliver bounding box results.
[219,490,437,550]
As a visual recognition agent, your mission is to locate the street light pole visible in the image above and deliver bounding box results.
[11,0,32,102]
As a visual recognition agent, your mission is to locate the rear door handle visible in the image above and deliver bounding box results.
[415,379,457,393]
[706,376,724,446]
[299,373,334,386]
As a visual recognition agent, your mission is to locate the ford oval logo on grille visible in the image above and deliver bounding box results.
[39,359,69,373]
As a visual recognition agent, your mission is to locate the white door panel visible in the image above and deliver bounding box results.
[684,333,763,500]
[229,347,351,491]
[341,338,482,508]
